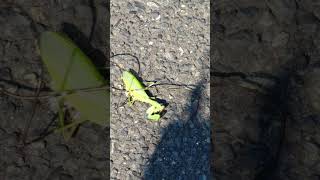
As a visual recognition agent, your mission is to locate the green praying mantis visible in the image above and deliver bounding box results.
[39,31,110,139]
[39,31,165,138]
[1,31,166,140]
[121,70,165,121]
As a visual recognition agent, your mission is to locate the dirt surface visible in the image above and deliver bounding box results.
[0,1,109,179]
[5,0,320,179]
[110,0,210,179]
[212,0,320,180]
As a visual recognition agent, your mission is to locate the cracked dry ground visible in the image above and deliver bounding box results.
[0,1,109,179]
[212,0,320,180]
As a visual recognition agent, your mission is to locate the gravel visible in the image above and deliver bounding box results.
[110,0,210,179]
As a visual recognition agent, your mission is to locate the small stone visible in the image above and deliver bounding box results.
[127,1,145,13]
[130,163,139,171]
[146,2,159,9]
[150,11,161,20]
[23,72,38,86]
[148,143,156,155]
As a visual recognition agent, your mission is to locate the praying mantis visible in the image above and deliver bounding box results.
[40,31,166,139]
[1,31,166,140]
[121,70,165,121]
[39,31,110,139]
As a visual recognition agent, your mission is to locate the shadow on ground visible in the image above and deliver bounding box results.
[212,0,320,179]
[144,80,210,179]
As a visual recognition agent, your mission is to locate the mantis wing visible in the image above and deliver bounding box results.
[39,31,109,127]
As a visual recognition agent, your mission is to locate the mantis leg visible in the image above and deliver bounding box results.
[143,81,161,91]
[144,81,157,88]
[147,113,161,121]
[126,95,142,112]
[144,82,161,100]
[129,100,139,112]
[55,117,87,132]
[57,97,68,139]
[127,96,135,106]
[56,97,85,140]
[146,106,161,121]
